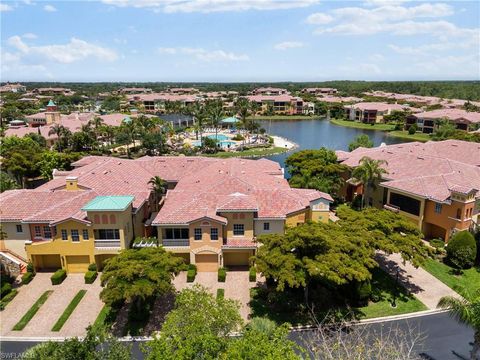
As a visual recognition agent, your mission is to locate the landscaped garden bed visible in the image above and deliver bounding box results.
[13,290,53,331]
[51,290,87,331]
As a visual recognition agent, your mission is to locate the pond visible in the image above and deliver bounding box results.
[258,118,406,169]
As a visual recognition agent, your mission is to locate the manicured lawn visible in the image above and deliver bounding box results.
[13,290,53,331]
[0,289,18,311]
[248,115,316,121]
[422,258,480,300]
[357,268,427,319]
[51,290,87,331]
[93,304,116,330]
[330,118,396,131]
[206,146,289,158]
[388,130,431,142]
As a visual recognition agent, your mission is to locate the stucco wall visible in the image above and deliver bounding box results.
[285,210,307,228]
[219,212,254,239]
[189,219,223,251]
[254,219,284,236]
[0,222,30,260]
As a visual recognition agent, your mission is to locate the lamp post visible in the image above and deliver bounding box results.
[391,269,399,308]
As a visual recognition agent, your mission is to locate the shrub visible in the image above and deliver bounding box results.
[21,271,34,285]
[430,238,445,250]
[1,283,12,298]
[84,271,98,284]
[88,263,97,272]
[408,124,417,135]
[249,267,256,282]
[26,262,35,274]
[218,267,227,282]
[231,134,244,141]
[1,273,14,285]
[188,264,197,273]
[51,269,67,285]
[0,289,18,311]
[446,231,477,269]
[370,292,381,303]
[216,288,224,300]
[187,269,196,283]
[355,280,372,306]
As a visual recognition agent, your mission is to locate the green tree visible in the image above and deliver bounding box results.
[0,172,19,192]
[351,156,388,209]
[207,100,225,145]
[438,294,480,360]
[144,285,243,360]
[285,148,347,196]
[48,124,71,152]
[432,118,457,140]
[348,134,373,152]
[100,248,184,314]
[38,151,68,180]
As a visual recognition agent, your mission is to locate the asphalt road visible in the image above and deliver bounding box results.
[0,312,473,359]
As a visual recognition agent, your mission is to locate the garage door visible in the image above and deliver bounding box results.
[35,255,62,271]
[195,254,218,272]
[224,252,251,267]
[66,255,90,273]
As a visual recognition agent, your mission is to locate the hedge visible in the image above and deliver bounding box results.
[188,264,197,272]
[187,269,196,283]
[218,267,226,282]
[26,262,35,274]
[249,267,256,282]
[51,269,67,285]
[0,289,18,311]
[22,272,35,285]
[446,231,477,269]
[216,288,224,300]
[84,271,98,284]
[88,263,97,272]
[1,283,12,298]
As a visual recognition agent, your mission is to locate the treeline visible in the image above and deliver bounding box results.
[10,81,480,100]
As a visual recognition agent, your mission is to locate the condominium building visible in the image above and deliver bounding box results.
[245,94,304,115]
[0,83,26,93]
[302,87,337,95]
[344,102,418,123]
[251,87,290,96]
[0,156,332,273]
[405,109,480,133]
[337,140,480,241]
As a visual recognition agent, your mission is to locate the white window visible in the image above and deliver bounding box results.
[211,228,218,241]
[263,222,270,231]
[71,230,80,242]
[16,224,23,233]
[61,229,68,240]
[194,228,202,241]
[434,203,442,214]
[43,226,52,239]
[82,230,89,240]
[34,226,42,238]
[233,224,244,236]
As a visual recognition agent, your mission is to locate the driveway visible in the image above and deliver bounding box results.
[174,271,263,321]
[376,252,462,310]
[0,273,104,338]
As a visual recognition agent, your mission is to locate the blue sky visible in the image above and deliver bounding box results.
[1,0,479,81]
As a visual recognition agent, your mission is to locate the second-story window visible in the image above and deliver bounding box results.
[34,226,42,238]
[43,226,52,239]
[210,228,218,241]
[194,228,202,241]
[434,203,442,214]
[263,222,270,231]
[61,229,68,240]
[71,230,80,242]
[82,230,89,240]
[233,224,244,236]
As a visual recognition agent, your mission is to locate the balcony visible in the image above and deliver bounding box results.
[162,239,189,247]
[384,203,400,213]
[94,239,121,248]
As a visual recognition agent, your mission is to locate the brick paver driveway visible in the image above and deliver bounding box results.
[174,271,263,321]
[0,273,104,338]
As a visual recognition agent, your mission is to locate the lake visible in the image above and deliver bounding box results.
[258,118,406,169]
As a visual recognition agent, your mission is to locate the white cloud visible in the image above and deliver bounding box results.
[413,54,479,77]
[363,0,410,6]
[7,36,118,63]
[102,0,319,13]
[305,13,333,25]
[22,33,38,39]
[0,3,14,11]
[274,41,304,50]
[158,47,249,62]
[43,4,57,12]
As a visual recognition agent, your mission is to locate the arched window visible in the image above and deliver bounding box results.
[94,215,100,224]
[102,214,108,224]
[110,215,116,224]
[456,209,462,219]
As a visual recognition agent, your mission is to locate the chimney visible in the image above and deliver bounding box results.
[66,176,79,190]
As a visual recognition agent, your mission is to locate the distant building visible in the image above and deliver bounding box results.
[251,87,289,96]
[406,109,480,133]
[245,94,304,115]
[344,102,418,123]
[0,83,26,93]
[302,87,337,95]
[119,87,153,94]
[33,87,75,96]
[127,93,200,113]
[167,87,200,95]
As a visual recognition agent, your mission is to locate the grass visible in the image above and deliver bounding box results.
[330,118,396,131]
[422,258,480,301]
[388,130,431,142]
[93,304,118,331]
[248,115,316,121]
[250,267,427,326]
[206,146,289,158]
[13,290,53,331]
[0,289,18,311]
[51,290,87,331]
[357,268,427,319]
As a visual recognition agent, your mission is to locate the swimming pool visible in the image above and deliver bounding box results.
[206,134,229,141]
[191,140,236,148]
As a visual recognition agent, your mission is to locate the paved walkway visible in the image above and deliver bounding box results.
[174,271,263,321]
[376,252,462,310]
[0,273,104,338]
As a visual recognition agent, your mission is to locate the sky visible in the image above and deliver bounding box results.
[1,0,479,82]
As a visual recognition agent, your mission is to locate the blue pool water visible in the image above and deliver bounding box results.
[207,134,229,141]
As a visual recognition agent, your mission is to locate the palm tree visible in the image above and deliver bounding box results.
[207,100,225,148]
[88,116,104,147]
[351,156,388,209]
[186,102,207,142]
[438,295,480,359]
[48,124,68,152]
[148,176,167,210]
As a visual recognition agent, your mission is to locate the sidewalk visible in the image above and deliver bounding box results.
[376,252,462,310]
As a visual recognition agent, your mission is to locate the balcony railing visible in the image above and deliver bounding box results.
[162,239,189,247]
[383,203,400,213]
[95,239,121,248]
